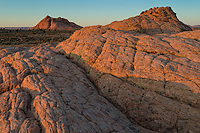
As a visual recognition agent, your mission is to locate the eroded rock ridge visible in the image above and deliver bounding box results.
[56,25,200,132]
[0,45,139,133]
[106,6,192,34]
[1,6,200,133]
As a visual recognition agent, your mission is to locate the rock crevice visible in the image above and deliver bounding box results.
[56,23,200,132]
[0,44,140,133]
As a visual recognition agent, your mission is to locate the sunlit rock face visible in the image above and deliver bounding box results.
[106,6,192,35]
[56,24,200,132]
[0,44,140,133]
[31,15,82,30]
[1,6,200,133]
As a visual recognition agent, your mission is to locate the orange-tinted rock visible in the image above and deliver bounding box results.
[170,29,200,41]
[0,44,139,133]
[1,6,199,133]
[106,6,192,34]
[56,24,200,132]
[31,15,82,30]
[0,88,40,132]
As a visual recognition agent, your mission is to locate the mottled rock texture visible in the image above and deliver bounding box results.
[31,15,82,30]
[1,6,200,133]
[56,25,200,132]
[106,6,192,34]
[0,44,139,133]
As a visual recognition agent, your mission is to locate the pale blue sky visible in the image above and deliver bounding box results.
[0,0,199,27]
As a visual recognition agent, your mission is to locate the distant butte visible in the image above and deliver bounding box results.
[106,6,192,34]
[31,15,82,30]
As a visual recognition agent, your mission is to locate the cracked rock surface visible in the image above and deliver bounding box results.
[0,44,140,133]
[56,25,200,132]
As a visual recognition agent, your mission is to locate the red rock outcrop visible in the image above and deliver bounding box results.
[56,25,200,132]
[106,6,192,34]
[31,15,82,30]
[0,44,140,133]
[1,6,199,133]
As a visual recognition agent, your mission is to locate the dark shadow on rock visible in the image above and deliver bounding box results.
[118,28,186,36]
[58,51,200,133]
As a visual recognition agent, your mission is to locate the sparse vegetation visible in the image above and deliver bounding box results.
[135,28,148,34]
[128,107,137,111]
[95,72,101,78]
[0,29,77,47]
[136,82,149,90]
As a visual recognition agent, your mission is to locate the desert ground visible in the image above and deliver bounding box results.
[0,29,74,47]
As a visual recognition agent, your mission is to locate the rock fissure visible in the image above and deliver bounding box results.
[1,6,200,133]
[56,19,200,132]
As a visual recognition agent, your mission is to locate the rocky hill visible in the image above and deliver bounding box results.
[56,25,200,132]
[31,15,82,30]
[0,6,200,133]
[106,6,192,34]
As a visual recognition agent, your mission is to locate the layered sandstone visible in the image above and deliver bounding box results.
[1,6,200,133]
[106,7,192,34]
[56,25,200,132]
[0,44,140,133]
[31,15,82,30]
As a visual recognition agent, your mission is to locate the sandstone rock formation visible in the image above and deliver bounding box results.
[1,6,200,133]
[0,44,141,133]
[106,7,192,34]
[31,15,82,30]
[56,25,200,132]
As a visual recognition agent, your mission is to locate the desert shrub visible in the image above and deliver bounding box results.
[0,28,76,47]
[31,31,36,35]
